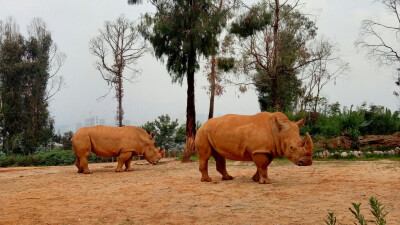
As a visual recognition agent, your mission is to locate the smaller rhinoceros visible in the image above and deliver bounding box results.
[195,112,314,184]
[71,125,165,174]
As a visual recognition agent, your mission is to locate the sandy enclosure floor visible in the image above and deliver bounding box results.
[0,159,399,225]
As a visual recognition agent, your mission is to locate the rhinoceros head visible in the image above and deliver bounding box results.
[275,117,314,166]
[143,132,166,165]
[144,147,165,165]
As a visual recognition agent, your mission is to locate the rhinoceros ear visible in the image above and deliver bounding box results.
[161,149,166,157]
[275,116,289,132]
[296,118,306,128]
[149,131,155,140]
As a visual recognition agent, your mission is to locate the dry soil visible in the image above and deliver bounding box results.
[0,159,399,225]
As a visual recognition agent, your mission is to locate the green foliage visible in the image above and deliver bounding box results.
[298,103,400,140]
[326,197,387,225]
[369,197,387,225]
[174,124,186,148]
[141,116,202,150]
[217,57,235,72]
[360,105,400,135]
[231,1,318,112]
[324,212,336,225]
[0,18,56,155]
[350,202,368,225]
[140,0,228,83]
[256,69,303,112]
[141,114,180,150]
[0,150,114,167]
[230,1,271,37]
[60,131,73,150]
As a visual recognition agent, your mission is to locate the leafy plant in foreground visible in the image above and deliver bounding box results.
[325,197,387,225]
[349,202,367,225]
[324,212,336,225]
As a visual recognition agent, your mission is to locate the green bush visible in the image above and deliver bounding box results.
[0,150,115,167]
[360,106,400,135]
[296,103,400,140]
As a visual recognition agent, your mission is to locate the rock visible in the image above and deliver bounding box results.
[388,150,396,155]
[373,151,383,155]
[352,151,362,157]
[322,150,330,158]
[340,152,348,158]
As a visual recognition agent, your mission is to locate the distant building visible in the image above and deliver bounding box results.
[196,113,208,124]
[77,116,106,130]
[75,122,83,131]
[123,120,131,126]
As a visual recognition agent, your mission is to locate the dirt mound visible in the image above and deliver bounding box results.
[317,136,354,150]
[0,159,399,224]
[359,132,400,148]
[316,132,400,150]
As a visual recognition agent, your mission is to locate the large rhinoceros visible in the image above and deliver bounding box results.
[195,112,314,184]
[71,125,165,174]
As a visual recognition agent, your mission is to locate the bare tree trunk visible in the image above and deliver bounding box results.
[272,0,280,111]
[208,55,216,119]
[182,45,197,162]
[117,74,123,127]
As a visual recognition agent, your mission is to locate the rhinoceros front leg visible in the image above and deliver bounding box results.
[116,152,133,172]
[124,154,134,171]
[252,152,272,184]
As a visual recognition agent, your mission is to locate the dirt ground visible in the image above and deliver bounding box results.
[0,159,399,225]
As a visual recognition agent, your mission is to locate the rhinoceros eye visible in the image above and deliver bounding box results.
[290,146,294,150]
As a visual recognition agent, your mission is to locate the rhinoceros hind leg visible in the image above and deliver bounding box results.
[212,150,233,180]
[252,171,260,182]
[78,156,92,174]
[197,134,213,182]
[75,157,83,173]
[199,158,212,182]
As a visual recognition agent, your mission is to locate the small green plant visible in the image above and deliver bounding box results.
[369,197,387,225]
[324,212,336,225]
[325,197,387,225]
[349,202,367,225]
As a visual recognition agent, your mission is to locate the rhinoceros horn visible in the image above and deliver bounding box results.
[302,133,314,154]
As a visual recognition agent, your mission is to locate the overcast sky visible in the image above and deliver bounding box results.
[0,0,398,133]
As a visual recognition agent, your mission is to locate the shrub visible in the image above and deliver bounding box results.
[299,103,400,140]
[0,150,115,167]
[325,197,387,225]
